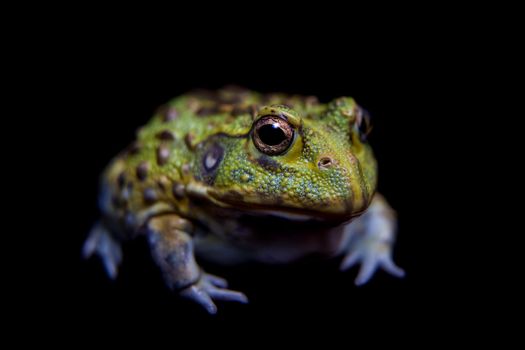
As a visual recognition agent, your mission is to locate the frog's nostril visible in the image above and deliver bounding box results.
[318,157,334,170]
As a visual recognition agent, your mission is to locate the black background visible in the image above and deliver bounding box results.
[27,29,474,339]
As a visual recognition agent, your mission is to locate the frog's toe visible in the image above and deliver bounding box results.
[180,274,248,314]
[340,245,405,285]
[206,286,248,303]
[202,275,248,303]
[181,285,218,314]
[340,251,361,271]
[203,272,228,288]
[379,256,405,278]
[82,222,122,279]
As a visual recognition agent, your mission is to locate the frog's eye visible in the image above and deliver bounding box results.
[356,108,372,142]
[252,116,294,156]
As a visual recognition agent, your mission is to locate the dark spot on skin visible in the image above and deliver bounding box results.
[136,162,149,181]
[197,106,217,116]
[256,155,280,171]
[172,182,185,200]
[156,130,175,141]
[172,183,185,199]
[200,143,224,185]
[203,143,224,172]
[157,145,170,166]
[117,172,126,189]
[143,188,157,204]
[164,107,178,122]
[184,133,195,150]
[270,109,276,114]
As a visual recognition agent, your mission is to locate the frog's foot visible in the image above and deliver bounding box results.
[340,239,405,286]
[339,194,405,285]
[147,214,248,314]
[82,222,122,279]
[180,272,248,314]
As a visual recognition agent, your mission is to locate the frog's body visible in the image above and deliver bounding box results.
[84,87,404,313]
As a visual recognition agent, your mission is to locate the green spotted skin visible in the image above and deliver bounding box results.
[100,87,377,235]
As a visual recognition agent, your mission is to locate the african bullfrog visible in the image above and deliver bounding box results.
[83,87,404,313]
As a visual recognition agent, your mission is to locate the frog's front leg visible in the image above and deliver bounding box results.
[339,194,405,285]
[146,214,248,314]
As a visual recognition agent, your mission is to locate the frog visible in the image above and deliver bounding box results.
[83,86,404,314]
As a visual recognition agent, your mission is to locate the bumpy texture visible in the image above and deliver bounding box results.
[100,86,377,235]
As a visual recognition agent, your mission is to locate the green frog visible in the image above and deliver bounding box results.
[83,86,404,313]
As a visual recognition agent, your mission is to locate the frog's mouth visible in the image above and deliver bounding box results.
[219,199,366,223]
[187,183,369,223]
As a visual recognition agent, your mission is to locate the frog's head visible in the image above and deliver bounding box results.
[193,98,377,222]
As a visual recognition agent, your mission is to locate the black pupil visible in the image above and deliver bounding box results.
[258,124,287,145]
